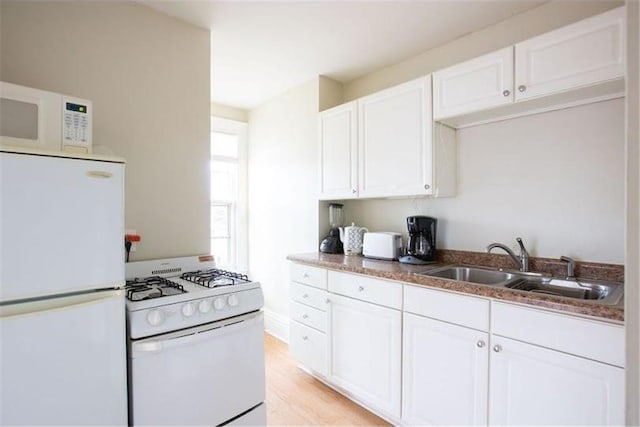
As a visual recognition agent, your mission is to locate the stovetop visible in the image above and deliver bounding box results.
[125,268,250,302]
[125,256,264,339]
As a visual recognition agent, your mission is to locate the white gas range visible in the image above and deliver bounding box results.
[125,256,266,426]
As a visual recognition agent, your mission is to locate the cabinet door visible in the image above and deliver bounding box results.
[402,313,488,426]
[358,76,433,198]
[515,6,625,101]
[289,321,328,376]
[433,47,514,120]
[489,336,624,426]
[329,293,401,418]
[319,101,358,199]
[1,152,124,300]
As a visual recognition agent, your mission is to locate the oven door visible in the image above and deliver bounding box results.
[129,311,265,426]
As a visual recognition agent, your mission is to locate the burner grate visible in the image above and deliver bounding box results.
[125,276,186,301]
[181,268,249,288]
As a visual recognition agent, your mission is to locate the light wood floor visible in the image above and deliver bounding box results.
[264,333,390,426]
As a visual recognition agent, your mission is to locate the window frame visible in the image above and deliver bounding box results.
[210,116,248,272]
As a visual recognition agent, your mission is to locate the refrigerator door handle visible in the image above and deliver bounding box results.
[86,170,114,179]
[0,289,123,318]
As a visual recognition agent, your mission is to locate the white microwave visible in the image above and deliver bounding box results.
[0,81,92,154]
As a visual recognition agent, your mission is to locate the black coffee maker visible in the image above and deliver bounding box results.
[399,216,437,265]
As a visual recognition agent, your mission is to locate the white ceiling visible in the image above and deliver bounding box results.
[141,1,546,110]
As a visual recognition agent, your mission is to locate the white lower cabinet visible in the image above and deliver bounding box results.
[488,335,624,426]
[402,313,489,426]
[289,320,328,376]
[329,292,402,419]
[288,263,624,426]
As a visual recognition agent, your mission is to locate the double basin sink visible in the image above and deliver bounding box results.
[418,266,623,305]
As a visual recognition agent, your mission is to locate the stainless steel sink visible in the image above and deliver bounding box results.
[418,266,518,285]
[419,265,623,305]
[504,277,623,305]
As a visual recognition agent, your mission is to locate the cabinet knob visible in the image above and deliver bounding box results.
[424,184,430,190]
[302,336,308,341]
[477,340,485,348]
[302,314,309,319]
[518,85,527,92]
[325,298,330,304]
[352,189,357,194]
[502,89,510,97]
[302,294,309,299]
[493,344,502,353]
[358,286,364,292]
[302,272,309,278]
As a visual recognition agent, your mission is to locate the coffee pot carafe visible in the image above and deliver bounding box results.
[399,216,437,265]
[339,223,369,255]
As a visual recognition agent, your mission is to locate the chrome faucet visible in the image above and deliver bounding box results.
[487,237,530,272]
[560,256,576,279]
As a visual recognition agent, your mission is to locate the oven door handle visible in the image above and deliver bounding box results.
[131,311,263,356]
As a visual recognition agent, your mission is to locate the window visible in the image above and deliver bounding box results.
[210,117,247,272]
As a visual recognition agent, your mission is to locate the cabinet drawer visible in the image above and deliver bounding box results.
[290,282,329,312]
[290,301,327,332]
[492,301,624,367]
[328,270,402,309]
[404,285,490,331]
[289,321,328,376]
[290,263,327,289]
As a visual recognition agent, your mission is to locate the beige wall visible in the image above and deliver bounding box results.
[343,99,624,264]
[0,1,211,260]
[344,1,622,100]
[212,103,248,122]
[626,0,640,424]
[248,78,320,338]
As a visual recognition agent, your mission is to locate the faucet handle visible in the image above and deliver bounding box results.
[560,256,576,279]
[516,237,528,255]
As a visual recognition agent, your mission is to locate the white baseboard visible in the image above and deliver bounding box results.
[264,309,289,343]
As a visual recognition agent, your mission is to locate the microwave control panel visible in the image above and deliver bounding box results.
[62,96,92,153]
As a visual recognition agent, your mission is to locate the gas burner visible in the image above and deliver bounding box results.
[181,268,249,288]
[125,276,186,301]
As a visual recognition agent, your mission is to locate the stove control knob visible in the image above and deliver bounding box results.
[227,294,239,307]
[147,309,164,326]
[182,303,196,317]
[198,300,212,313]
[214,297,226,310]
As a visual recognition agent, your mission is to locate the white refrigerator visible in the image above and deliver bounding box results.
[0,148,127,425]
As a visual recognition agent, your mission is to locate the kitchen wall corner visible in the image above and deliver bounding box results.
[247,78,321,337]
[212,103,249,122]
[625,0,640,424]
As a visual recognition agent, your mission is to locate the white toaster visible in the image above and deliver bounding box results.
[362,232,403,260]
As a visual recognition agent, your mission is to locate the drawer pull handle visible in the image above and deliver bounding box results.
[302,314,309,319]
[493,344,502,353]
[358,286,364,292]
[302,336,308,341]
[86,170,113,179]
[302,294,309,298]
[477,340,485,348]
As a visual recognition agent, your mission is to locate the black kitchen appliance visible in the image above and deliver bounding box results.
[399,216,437,265]
[320,203,344,254]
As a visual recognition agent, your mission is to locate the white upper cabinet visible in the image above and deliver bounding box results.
[358,76,434,198]
[515,6,625,101]
[319,101,358,200]
[433,6,626,128]
[433,47,514,120]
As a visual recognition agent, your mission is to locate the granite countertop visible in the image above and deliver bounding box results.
[287,252,624,323]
